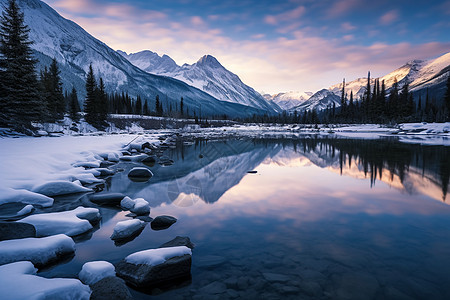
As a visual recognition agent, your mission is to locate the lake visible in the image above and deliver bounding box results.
[39,136,450,300]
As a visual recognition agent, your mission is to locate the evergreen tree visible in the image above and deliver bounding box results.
[135,95,142,115]
[340,78,346,117]
[41,58,65,121]
[69,86,80,122]
[84,64,97,126]
[0,0,44,130]
[143,100,149,116]
[445,75,450,121]
[155,95,160,116]
[96,77,108,127]
[180,97,184,117]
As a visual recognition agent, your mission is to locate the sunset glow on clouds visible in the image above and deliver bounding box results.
[45,0,450,94]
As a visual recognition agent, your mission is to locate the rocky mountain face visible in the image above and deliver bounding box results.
[119,50,275,112]
[2,0,267,118]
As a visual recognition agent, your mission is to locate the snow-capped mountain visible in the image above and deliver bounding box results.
[263,91,313,111]
[329,53,450,101]
[2,0,267,118]
[290,89,340,112]
[119,50,275,112]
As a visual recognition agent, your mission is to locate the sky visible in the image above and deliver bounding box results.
[45,0,450,94]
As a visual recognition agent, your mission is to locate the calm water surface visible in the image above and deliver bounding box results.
[40,137,450,300]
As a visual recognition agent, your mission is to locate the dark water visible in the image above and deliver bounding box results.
[40,137,450,300]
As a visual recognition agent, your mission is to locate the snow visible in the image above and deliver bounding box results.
[0,261,90,300]
[78,261,115,285]
[16,205,34,216]
[110,219,146,240]
[120,197,151,215]
[0,188,53,207]
[19,207,101,237]
[125,246,192,266]
[32,181,92,197]
[0,234,75,266]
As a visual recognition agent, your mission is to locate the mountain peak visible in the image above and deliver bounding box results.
[196,55,222,68]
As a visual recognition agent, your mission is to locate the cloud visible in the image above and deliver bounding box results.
[379,10,399,25]
[264,5,306,26]
[327,0,361,18]
[191,16,205,27]
[45,0,450,94]
[341,22,356,31]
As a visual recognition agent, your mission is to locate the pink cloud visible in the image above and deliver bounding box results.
[45,0,450,94]
[379,10,399,25]
[264,5,305,26]
[327,0,361,18]
[190,16,205,27]
[341,22,356,31]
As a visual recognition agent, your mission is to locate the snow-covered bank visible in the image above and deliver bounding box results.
[0,134,158,192]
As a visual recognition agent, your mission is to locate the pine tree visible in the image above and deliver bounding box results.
[340,78,346,117]
[0,0,44,130]
[155,95,160,116]
[69,86,80,122]
[444,75,450,121]
[135,95,142,115]
[84,64,97,126]
[143,100,149,116]
[97,77,108,128]
[180,97,184,117]
[42,58,65,121]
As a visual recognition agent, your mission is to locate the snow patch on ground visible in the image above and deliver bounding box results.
[125,246,192,266]
[0,234,75,266]
[78,261,115,285]
[19,207,101,237]
[0,261,90,300]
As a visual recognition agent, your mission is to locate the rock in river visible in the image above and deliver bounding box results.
[151,215,177,230]
[116,246,192,288]
[89,193,126,206]
[159,236,195,249]
[0,221,36,241]
[127,167,153,180]
[90,276,133,300]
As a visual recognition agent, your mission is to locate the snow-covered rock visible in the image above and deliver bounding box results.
[79,261,115,285]
[0,188,53,207]
[120,197,150,215]
[32,181,92,197]
[0,261,90,300]
[110,219,146,240]
[290,89,341,112]
[116,246,192,287]
[0,234,75,267]
[19,207,101,237]
[107,152,119,162]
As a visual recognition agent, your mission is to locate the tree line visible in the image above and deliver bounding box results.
[1,0,449,133]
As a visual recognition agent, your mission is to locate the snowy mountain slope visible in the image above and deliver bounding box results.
[290,89,341,112]
[2,0,266,118]
[119,51,276,112]
[263,91,312,111]
[328,53,449,101]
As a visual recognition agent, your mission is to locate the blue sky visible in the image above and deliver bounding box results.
[46,0,450,93]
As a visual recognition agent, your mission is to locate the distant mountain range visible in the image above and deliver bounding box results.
[269,52,450,113]
[1,0,449,117]
[118,50,275,112]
